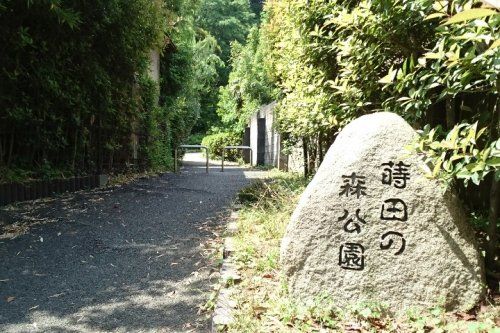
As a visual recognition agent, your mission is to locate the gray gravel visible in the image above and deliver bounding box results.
[0,154,264,333]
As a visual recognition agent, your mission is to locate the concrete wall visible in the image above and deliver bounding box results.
[263,102,279,166]
[250,111,259,165]
[249,102,279,166]
[149,50,160,83]
[248,102,304,174]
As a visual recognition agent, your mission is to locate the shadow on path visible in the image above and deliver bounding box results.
[0,153,265,332]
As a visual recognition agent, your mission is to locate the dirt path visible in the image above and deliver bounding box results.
[0,153,264,333]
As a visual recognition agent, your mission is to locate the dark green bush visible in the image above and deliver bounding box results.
[186,133,205,145]
[201,132,241,161]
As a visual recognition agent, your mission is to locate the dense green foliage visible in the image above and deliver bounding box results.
[216,27,277,134]
[196,0,256,82]
[0,0,165,179]
[0,0,224,180]
[201,132,241,160]
[193,0,258,133]
[238,0,499,180]
[159,0,224,169]
[218,0,499,288]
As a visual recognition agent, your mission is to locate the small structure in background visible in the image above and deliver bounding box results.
[245,102,304,173]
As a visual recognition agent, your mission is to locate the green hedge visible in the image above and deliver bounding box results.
[201,132,241,161]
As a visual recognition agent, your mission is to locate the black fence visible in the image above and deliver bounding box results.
[0,175,108,206]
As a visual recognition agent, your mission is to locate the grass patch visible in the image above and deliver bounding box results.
[226,170,499,332]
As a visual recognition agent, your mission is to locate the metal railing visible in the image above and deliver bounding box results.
[221,145,253,172]
[174,145,210,173]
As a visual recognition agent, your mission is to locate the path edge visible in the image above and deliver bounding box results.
[211,205,242,332]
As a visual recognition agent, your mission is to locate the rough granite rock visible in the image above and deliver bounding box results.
[280,112,485,313]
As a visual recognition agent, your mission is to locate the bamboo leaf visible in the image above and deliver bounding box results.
[443,8,498,25]
[425,12,447,20]
[488,39,500,50]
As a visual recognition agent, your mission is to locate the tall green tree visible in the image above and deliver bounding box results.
[192,0,257,133]
[216,26,277,133]
[196,0,256,83]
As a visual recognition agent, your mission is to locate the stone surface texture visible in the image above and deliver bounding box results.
[280,112,485,312]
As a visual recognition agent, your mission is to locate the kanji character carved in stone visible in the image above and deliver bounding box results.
[339,243,365,271]
[339,172,367,198]
[380,198,408,222]
[338,209,367,234]
[380,231,406,255]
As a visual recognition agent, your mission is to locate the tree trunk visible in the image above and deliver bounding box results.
[486,178,498,290]
[486,94,499,291]
[72,127,79,171]
[302,137,308,177]
[7,132,14,167]
[97,118,103,174]
[318,132,324,166]
[0,135,3,166]
[446,97,456,130]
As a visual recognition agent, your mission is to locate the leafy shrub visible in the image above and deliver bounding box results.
[413,123,500,186]
[201,132,241,161]
[185,133,205,145]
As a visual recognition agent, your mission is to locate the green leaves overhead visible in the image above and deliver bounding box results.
[196,0,256,84]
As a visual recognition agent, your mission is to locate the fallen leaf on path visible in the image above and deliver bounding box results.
[368,317,387,329]
[454,312,476,321]
[344,322,362,332]
[253,305,268,317]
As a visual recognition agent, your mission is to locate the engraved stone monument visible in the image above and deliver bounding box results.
[280,112,485,312]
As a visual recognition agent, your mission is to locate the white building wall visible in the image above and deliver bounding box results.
[149,50,160,83]
[250,112,259,165]
[248,101,305,174]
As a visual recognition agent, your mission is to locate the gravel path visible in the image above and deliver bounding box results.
[0,153,264,333]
